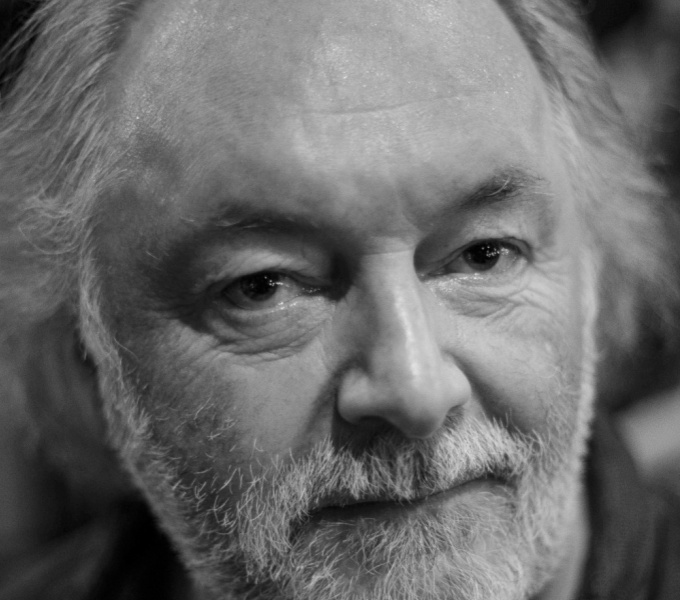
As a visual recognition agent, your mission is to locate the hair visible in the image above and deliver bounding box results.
[0,0,679,531]
[496,0,680,403]
[0,0,144,518]
[0,0,136,326]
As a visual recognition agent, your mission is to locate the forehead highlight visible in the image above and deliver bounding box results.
[109,0,546,145]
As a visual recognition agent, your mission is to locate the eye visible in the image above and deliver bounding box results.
[220,271,319,310]
[447,239,524,276]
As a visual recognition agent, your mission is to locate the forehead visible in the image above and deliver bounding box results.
[101,0,553,248]
[114,0,539,109]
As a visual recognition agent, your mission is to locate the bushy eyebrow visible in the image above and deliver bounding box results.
[195,167,551,236]
[460,168,549,212]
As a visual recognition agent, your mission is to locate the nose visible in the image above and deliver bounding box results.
[336,258,471,439]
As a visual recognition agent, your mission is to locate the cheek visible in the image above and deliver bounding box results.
[200,347,336,455]
[453,270,591,441]
[125,325,334,485]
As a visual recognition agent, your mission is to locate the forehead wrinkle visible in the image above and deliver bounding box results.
[293,94,489,118]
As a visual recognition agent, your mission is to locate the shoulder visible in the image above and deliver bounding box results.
[642,480,680,600]
[579,414,680,600]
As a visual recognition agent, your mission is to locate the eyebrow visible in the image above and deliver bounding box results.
[460,168,549,211]
[195,167,551,236]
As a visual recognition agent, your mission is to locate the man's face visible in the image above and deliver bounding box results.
[89,0,597,598]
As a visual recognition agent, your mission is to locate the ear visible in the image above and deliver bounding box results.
[20,308,135,508]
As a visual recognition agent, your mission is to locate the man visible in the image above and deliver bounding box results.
[1,0,679,598]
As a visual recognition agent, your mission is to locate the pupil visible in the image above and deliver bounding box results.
[466,242,501,269]
[240,273,281,300]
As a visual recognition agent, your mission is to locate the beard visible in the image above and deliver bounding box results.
[207,417,580,600]
[101,373,593,600]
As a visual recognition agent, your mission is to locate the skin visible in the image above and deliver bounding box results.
[88,0,596,597]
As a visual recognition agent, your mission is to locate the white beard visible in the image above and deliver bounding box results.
[97,380,595,600]
[205,413,591,600]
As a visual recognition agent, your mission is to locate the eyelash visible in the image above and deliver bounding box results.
[219,271,323,311]
[438,238,527,278]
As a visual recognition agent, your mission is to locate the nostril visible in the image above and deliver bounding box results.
[336,363,469,440]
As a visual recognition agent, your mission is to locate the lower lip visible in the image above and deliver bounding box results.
[312,478,504,524]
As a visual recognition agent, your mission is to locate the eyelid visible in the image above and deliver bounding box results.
[197,248,332,294]
[429,237,530,278]
[218,272,311,311]
[216,266,336,311]
[457,238,531,263]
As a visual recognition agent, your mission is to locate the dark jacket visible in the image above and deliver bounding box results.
[578,417,680,599]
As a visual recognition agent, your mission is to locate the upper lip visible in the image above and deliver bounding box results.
[310,473,496,513]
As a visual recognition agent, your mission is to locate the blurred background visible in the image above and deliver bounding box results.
[576,0,680,485]
[1,0,680,571]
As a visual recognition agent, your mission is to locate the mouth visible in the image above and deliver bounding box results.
[307,476,505,525]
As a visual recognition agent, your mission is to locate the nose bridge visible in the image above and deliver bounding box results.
[366,256,438,385]
[337,252,470,439]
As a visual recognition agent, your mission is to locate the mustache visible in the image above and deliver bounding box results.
[234,417,541,539]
